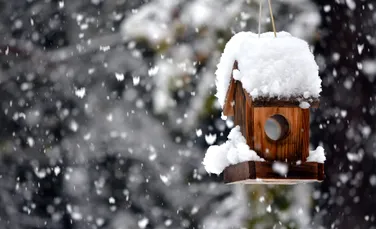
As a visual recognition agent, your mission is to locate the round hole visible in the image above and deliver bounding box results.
[264,114,290,141]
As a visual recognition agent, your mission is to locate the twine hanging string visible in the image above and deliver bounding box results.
[258,0,262,38]
[267,0,277,37]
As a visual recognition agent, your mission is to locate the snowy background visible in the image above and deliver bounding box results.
[0,0,375,228]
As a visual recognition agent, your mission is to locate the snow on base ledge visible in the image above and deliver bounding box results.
[306,146,326,163]
[202,126,264,175]
[202,127,325,174]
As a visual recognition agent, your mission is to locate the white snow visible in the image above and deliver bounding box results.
[323,5,331,12]
[215,31,321,108]
[196,129,202,137]
[362,59,376,82]
[109,197,115,204]
[159,174,170,185]
[99,45,110,52]
[232,69,241,80]
[288,11,321,40]
[345,0,356,10]
[70,120,79,132]
[96,218,105,226]
[75,87,86,98]
[180,0,241,30]
[306,146,326,163]
[370,175,376,186]
[205,133,217,145]
[138,218,149,229]
[299,101,311,109]
[27,137,35,147]
[120,0,179,45]
[54,166,61,176]
[106,113,113,122]
[164,219,172,226]
[115,73,124,81]
[272,162,288,176]
[202,126,264,174]
[347,151,364,162]
[133,76,140,86]
[357,44,364,54]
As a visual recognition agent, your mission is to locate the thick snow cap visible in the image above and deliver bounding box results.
[215,31,321,108]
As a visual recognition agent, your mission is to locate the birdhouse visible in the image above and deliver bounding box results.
[203,31,326,184]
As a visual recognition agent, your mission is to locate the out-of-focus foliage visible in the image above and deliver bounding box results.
[0,0,376,229]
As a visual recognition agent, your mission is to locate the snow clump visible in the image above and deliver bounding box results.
[215,31,321,108]
[307,146,326,163]
[202,126,264,174]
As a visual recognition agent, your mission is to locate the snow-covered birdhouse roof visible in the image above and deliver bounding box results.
[215,31,322,109]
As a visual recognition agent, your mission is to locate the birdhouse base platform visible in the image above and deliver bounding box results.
[224,161,324,185]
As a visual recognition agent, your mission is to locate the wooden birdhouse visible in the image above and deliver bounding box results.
[202,31,325,184]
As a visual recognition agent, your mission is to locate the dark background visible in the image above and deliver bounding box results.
[0,0,375,228]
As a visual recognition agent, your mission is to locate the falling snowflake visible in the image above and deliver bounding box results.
[138,218,149,229]
[133,76,140,85]
[75,88,86,98]
[205,133,217,145]
[115,72,124,81]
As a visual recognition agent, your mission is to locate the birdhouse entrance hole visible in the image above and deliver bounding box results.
[264,114,290,141]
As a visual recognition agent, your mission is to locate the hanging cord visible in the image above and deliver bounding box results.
[267,0,277,37]
[258,0,262,37]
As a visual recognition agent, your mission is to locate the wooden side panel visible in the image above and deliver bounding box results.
[222,61,239,116]
[301,109,310,161]
[317,163,325,180]
[233,81,246,136]
[233,82,255,155]
[253,107,309,162]
[224,161,254,182]
[244,90,254,149]
[223,78,236,116]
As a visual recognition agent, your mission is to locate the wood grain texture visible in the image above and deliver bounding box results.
[253,107,310,162]
[223,78,235,116]
[233,82,255,149]
[234,81,246,136]
[244,90,254,149]
[223,161,252,182]
[222,61,239,116]
[300,109,310,161]
[224,161,324,184]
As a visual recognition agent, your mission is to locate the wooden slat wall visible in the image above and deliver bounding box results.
[223,78,236,116]
[301,109,310,161]
[253,107,310,162]
[223,61,239,116]
[244,90,254,149]
[233,82,254,149]
[234,81,245,134]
